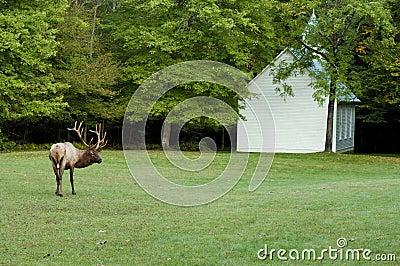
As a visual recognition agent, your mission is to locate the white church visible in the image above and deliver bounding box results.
[236,12,358,153]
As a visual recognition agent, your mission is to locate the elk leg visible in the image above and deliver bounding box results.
[55,174,61,195]
[52,162,62,196]
[56,174,60,195]
[57,167,65,197]
[70,168,76,195]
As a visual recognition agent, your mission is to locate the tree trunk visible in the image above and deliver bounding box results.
[221,128,225,149]
[89,4,101,59]
[324,98,335,152]
[324,78,337,152]
[112,0,117,12]
[162,122,172,150]
[23,124,29,144]
[84,126,88,144]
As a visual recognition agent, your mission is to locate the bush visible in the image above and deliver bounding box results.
[178,141,200,151]
[0,140,17,152]
[19,143,52,151]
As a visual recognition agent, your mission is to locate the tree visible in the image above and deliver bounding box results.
[355,0,400,124]
[0,0,68,140]
[105,0,278,147]
[52,0,121,124]
[107,0,277,80]
[273,0,396,152]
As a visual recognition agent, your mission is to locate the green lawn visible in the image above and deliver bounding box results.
[0,151,399,265]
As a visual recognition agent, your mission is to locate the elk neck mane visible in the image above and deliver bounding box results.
[74,149,95,168]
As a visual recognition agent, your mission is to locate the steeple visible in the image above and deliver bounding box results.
[302,9,318,45]
[309,9,317,27]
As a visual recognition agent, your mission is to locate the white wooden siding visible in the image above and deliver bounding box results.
[237,49,329,153]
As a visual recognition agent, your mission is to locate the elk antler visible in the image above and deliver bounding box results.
[67,121,92,148]
[89,124,108,150]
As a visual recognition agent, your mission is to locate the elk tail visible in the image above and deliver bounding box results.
[57,157,63,177]
[54,150,62,169]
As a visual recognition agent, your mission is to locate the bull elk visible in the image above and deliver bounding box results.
[49,121,107,196]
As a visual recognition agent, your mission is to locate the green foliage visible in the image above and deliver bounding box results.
[110,0,276,80]
[0,130,17,151]
[105,0,277,123]
[0,0,398,146]
[354,0,400,123]
[272,0,396,151]
[0,141,17,152]
[356,46,400,123]
[52,1,121,122]
[274,0,396,102]
[0,0,69,123]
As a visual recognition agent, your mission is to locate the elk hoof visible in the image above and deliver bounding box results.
[72,191,76,195]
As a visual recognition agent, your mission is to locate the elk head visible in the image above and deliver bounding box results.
[68,121,108,164]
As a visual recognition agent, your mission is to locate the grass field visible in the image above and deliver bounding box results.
[0,151,399,265]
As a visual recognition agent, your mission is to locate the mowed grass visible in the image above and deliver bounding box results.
[0,151,399,265]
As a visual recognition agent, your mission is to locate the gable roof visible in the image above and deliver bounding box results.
[250,47,297,83]
[250,48,360,103]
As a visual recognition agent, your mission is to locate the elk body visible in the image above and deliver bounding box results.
[49,122,107,196]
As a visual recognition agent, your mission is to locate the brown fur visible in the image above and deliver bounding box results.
[49,142,102,196]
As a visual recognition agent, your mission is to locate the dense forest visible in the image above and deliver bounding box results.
[0,0,399,152]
